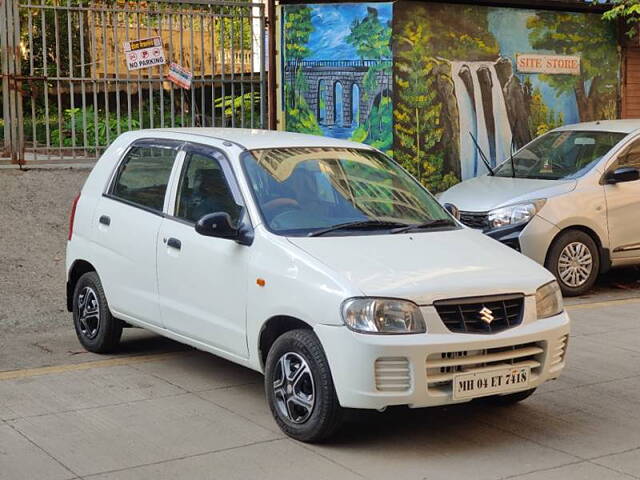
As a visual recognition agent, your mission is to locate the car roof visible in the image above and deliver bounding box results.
[554,119,640,135]
[149,128,373,151]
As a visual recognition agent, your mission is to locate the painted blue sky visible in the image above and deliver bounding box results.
[305,3,392,61]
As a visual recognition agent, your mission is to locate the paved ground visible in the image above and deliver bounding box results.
[1,298,639,480]
[2,168,640,479]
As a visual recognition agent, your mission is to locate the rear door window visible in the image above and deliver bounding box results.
[111,145,178,212]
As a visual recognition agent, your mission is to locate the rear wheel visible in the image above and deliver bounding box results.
[72,271,123,353]
[545,229,600,297]
[265,329,343,442]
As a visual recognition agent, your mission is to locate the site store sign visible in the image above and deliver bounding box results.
[124,37,166,71]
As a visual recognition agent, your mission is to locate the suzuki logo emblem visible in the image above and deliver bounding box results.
[479,307,495,324]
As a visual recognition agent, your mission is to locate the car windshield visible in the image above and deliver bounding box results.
[241,147,454,236]
[494,130,626,180]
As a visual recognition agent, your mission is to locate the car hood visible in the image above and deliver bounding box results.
[287,228,553,305]
[439,175,576,212]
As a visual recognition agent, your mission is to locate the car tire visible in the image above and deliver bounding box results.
[265,329,343,442]
[487,388,536,406]
[545,229,600,297]
[72,271,123,353]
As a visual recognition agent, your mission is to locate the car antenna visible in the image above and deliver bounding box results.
[469,132,495,176]
[510,122,517,178]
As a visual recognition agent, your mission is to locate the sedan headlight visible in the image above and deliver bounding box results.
[536,281,564,319]
[341,298,426,334]
[488,199,546,229]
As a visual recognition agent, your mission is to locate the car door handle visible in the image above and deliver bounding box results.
[166,237,182,250]
[99,215,111,226]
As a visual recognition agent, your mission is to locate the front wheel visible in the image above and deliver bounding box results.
[264,329,343,442]
[545,230,600,297]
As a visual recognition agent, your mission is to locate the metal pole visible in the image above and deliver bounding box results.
[266,0,276,130]
[0,0,11,155]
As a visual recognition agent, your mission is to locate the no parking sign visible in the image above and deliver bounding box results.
[123,36,166,71]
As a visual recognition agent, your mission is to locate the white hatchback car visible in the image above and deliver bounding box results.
[440,120,640,296]
[66,129,569,442]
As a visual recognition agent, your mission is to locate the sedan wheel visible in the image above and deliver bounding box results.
[557,241,593,288]
[546,229,600,297]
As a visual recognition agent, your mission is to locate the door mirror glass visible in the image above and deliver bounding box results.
[606,167,640,184]
[443,202,460,220]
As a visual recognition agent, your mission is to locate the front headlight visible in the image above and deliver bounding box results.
[341,298,426,334]
[536,281,564,319]
[488,199,546,229]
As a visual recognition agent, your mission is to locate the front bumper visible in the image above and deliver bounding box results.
[486,215,560,266]
[315,312,569,410]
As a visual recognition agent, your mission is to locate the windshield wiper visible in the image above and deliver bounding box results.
[470,132,495,176]
[390,219,455,234]
[308,220,408,237]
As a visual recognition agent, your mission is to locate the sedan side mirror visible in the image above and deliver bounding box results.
[605,167,640,185]
[443,202,460,220]
[195,209,253,246]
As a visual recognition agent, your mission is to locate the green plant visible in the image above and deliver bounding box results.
[601,0,640,37]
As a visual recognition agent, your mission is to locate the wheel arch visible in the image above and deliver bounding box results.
[258,315,313,371]
[545,225,610,274]
[66,259,97,311]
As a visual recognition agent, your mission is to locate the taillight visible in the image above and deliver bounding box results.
[68,194,80,241]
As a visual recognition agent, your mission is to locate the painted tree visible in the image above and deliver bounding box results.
[283,6,314,109]
[282,5,321,134]
[346,7,393,152]
[394,20,457,192]
[527,12,619,122]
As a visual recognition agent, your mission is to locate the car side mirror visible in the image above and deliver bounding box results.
[195,209,253,246]
[443,202,460,220]
[605,167,640,185]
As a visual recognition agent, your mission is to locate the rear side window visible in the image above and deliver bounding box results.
[111,145,178,212]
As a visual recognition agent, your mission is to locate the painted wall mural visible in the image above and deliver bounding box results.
[282,3,394,154]
[392,2,620,192]
[281,2,620,193]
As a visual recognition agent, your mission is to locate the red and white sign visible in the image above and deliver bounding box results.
[516,54,581,75]
[123,36,166,71]
[167,62,193,90]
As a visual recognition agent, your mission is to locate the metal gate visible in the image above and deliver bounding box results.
[0,0,266,165]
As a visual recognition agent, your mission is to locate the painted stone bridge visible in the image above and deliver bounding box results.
[284,60,392,126]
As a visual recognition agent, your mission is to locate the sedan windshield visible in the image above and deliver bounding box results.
[494,130,626,180]
[241,147,455,236]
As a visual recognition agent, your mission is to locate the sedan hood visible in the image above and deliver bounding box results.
[287,229,553,305]
[439,175,576,212]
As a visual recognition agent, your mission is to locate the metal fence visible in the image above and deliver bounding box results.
[0,0,266,165]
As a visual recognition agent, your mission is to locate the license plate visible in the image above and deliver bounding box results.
[452,366,530,400]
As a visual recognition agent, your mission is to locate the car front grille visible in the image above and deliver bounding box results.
[425,342,545,394]
[434,294,524,334]
[459,211,488,230]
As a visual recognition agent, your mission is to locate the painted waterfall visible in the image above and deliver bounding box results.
[392,2,619,192]
[451,61,513,179]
